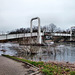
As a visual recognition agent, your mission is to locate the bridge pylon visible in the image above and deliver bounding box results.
[30,17,41,44]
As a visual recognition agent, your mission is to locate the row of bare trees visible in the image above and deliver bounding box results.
[43,23,70,33]
[9,23,70,34]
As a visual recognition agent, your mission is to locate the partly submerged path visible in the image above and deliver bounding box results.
[0,56,41,75]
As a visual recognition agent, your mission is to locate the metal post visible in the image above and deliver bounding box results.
[30,17,41,44]
[70,27,72,41]
[6,34,7,41]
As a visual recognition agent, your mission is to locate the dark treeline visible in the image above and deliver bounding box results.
[9,26,43,34]
[9,23,70,34]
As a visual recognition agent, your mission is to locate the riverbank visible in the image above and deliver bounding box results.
[2,54,75,75]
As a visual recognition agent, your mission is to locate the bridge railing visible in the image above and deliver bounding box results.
[51,33,71,36]
[0,32,44,40]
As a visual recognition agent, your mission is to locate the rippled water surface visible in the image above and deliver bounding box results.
[0,43,18,56]
[0,42,75,63]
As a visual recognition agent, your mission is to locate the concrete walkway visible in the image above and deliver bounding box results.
[0,56,41,75]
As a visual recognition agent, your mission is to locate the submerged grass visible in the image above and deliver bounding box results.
[2,54,75,75]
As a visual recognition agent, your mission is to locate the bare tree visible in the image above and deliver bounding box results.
[49,23,56,32]
[55,27,62,33]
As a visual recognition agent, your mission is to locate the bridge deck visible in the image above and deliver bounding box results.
[0,32,72,40]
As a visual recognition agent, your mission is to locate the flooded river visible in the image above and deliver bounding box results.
[0,42,75,63]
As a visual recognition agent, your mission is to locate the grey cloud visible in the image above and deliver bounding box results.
[0,0,75,33]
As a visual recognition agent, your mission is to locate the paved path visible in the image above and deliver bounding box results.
[0,56,42,75]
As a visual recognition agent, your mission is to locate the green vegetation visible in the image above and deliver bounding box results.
[2,54,44,67]
[2,54,75,75]
[70,71,75,75]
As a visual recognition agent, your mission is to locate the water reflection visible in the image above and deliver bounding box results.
[16,43,75,63]
[0,43,75,63]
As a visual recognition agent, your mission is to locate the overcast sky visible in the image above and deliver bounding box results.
[0,0,75,33]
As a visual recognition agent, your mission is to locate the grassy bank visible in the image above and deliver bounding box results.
[2,54,75,75]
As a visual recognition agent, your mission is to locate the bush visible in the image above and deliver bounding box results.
[70,71,75,75]
[65,68,70,72]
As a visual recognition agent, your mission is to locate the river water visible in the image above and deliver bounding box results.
[0,42,75,63]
